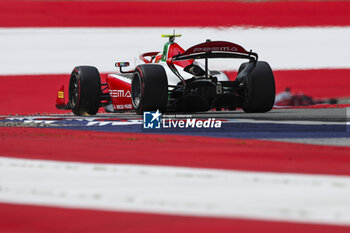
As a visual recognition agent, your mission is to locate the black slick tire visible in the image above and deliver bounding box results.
[69,66,101,116]
[131,64,168,115]
[239,61,275,113]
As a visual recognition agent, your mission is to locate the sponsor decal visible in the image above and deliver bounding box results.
[193,46,238,53]
[143,110,222,129]
[109,89,131,98]
[57,91,64,99]
[115,104,133,110]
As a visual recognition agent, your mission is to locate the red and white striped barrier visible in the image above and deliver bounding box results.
[1,1,350,232]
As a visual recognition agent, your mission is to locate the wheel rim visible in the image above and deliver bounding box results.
[69,73,80,108]
[131,72,141,109]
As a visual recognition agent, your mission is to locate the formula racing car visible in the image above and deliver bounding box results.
[56,34,275,115]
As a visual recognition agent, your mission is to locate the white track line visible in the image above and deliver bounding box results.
[1,27,350,75]
[1,156,350,226]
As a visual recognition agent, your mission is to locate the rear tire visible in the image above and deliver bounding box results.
[131,64,168,115]
[69,66,101,116]
[239,61,275,113]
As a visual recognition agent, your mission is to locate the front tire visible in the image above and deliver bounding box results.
[69,66,101,116]
[239,61,275,113]
[131,64,168,115]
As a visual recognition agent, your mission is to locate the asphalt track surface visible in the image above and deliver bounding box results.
[93,108,348,122]
[2,108,349,146]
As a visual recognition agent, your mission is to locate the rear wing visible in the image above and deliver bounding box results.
[173,41,258,62]
[168,40,258,83]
